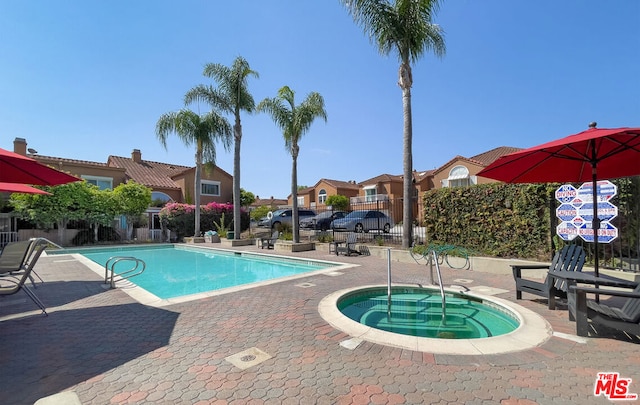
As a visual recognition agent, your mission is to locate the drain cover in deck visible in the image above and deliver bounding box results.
[225,347,272,370]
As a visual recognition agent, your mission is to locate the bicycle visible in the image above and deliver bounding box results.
[410,242,471,270]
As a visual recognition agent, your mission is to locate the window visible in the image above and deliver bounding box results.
[364,185,377,202]
[318,189,327,204]
[201,181,220,196]
[82,175,113,190]
[151,192,173,207]
[297,196,305,206]
[447,165,471,188]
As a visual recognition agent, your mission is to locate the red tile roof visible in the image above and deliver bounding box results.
[252,196,288,208]
[315,178,360,190]
[32,155,113,168]
[359,173,403,185]
[433,147,522,175]
[108,155,193,189]
[469,146,522,166]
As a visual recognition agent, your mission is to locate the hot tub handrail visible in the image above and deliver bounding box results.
[429,249,447,325]
[104,256,146,288]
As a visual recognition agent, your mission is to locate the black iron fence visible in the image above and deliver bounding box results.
[301,194,638,272]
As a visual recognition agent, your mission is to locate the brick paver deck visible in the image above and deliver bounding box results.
[1,243,638,404]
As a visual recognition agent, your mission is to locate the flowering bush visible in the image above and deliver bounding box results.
[159,202,249,240]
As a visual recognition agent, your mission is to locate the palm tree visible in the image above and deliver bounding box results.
[156,109,231,237]
[257,86,327,243]
[341,0,446,248]
[184,57,258,240]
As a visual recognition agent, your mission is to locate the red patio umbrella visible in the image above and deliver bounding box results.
[0,182,51,195]
[0,147,79,186]
[477,123,640,276]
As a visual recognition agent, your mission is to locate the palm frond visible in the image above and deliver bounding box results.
[341,0,445,63]
[184,84,230,113]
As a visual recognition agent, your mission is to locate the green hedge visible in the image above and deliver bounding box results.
[422,178,639,262]
[422,183,558,259]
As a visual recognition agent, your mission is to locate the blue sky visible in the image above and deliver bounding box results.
[1,1,638,199]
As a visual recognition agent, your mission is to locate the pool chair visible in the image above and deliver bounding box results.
[0,239,48,315]
[260,230,279,249]
[332,233,360,256]
[511,244,585,307]
[0,239,46,287]
[569,283,640,337]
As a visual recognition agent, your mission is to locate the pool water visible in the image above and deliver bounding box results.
[338,287,519,339]
[54,245,335,299]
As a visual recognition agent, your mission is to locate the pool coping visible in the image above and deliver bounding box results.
[318,284,553,355]
[48,244,357,308]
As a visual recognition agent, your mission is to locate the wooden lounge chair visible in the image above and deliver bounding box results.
[569,283,640,337]
[332,233,360,256]
[260,231,279,249]
[511,244,585,305]
[0,239,48,315]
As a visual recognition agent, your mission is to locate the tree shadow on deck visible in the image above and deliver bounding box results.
[0,302,179,404]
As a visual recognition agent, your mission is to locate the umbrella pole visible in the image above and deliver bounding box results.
[590,146,601,303]
[592,174,600,278]
[590,144,600,278]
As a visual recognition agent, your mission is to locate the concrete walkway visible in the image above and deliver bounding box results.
[1,243,638,404]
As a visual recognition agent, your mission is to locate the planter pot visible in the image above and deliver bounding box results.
[274,241,316,252]
[221,238,256,247]
[205,235,221,243]
[184,237,205,244]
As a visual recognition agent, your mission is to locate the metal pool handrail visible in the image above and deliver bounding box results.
[104,256,146,289]
[429,249,447,325]
[387,247,447,325]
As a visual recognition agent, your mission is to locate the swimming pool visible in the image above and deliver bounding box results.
[51,244,347,302]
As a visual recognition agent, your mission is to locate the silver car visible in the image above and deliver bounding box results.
[257,209,316,229]
[330,210,394,233]
[300,211,347,231]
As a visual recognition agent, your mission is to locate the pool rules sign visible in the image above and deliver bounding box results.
[555,181,618,243]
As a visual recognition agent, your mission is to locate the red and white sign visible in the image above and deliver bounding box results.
[555,181,618,244]
[594,372,638,401]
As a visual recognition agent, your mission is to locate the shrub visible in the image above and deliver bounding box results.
[159,202,249,240]
[72,226,121,246]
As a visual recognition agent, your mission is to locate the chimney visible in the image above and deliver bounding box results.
[13,137,27,156]
[132,149,142,163]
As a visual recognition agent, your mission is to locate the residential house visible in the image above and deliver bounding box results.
[8,138,233,242]
[432,146,522,189]
[287,179,360,210]
[283,146,520,225]
[249,196,289,211]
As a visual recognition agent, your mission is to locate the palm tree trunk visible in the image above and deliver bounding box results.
[400,61,414,249]
[194,149,202,237]
[291,145,300,243]
[233,121,242,239]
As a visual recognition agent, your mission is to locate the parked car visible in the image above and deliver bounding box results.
[257,208,317,229]
[300,211,347,231]
[330,210,394,233]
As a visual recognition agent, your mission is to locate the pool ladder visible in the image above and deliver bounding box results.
[428,249,447,325]
[385,248,447,325]
[104,256,146,289]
